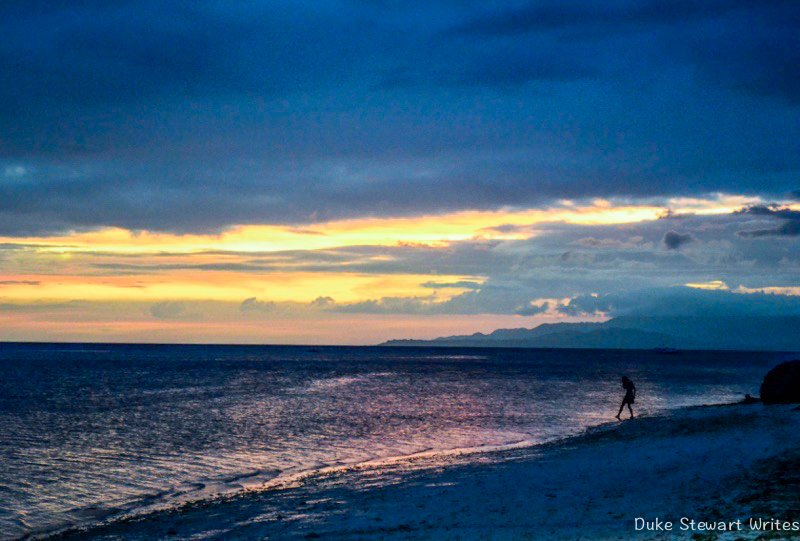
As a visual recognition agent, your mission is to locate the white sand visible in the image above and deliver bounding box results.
[55,404,800,540]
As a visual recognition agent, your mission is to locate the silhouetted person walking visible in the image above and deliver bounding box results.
[616,376,636,420]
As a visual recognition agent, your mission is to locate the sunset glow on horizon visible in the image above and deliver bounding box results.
[0,192,797,343]
[2,0,799,344]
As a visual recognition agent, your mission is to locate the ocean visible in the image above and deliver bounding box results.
[0,343,787,539]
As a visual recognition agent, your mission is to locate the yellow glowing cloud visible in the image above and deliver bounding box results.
[665,194,765,215]
[0,272,479,303]
[1,194,794,311]
[685,282,800,296]
[1,196,762,256]
[685,280,730,291]
[734,285,800,296]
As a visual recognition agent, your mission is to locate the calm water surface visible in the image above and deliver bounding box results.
[0,343,787,539]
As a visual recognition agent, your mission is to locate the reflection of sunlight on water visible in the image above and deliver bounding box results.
[302,372,396,392]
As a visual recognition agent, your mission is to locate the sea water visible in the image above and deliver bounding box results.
[0,343,787,539]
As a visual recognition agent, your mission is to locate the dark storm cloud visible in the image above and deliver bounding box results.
[663,230,694,249]
[1,1,799,234]
[736,205,800,237]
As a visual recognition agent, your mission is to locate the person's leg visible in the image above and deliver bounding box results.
[616,401,625,419]
[627,402,634,418]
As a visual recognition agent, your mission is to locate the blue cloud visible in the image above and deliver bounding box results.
[0,1,798,234]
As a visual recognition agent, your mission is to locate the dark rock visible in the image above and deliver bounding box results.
[305,533,321,539]
[760,360,800,404]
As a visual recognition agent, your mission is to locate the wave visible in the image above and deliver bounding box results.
[29,414,634,540]
[296,371,396,393]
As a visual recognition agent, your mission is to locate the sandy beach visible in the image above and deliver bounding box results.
[49,403,799,541]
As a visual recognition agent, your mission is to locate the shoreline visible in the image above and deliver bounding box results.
[33,416,616,540]
[42,402,800,540]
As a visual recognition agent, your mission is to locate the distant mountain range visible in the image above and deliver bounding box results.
[380,316,800,351]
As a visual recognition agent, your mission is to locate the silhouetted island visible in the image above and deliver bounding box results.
[380,316,800,351]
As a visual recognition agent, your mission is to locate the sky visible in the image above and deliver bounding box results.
[1,0,799,344]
